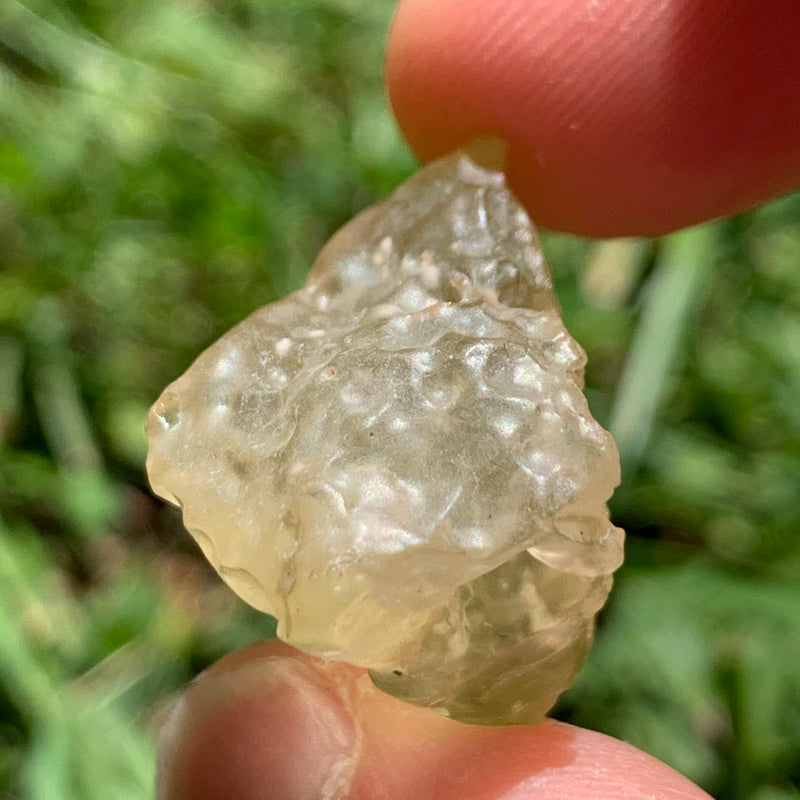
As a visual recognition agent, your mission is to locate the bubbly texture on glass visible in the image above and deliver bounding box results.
[146,152,624,724]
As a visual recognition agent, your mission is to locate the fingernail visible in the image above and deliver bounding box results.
[158,654,359,800]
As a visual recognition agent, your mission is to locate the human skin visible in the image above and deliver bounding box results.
[158,641,712,800]
[387,0,800,236]
[158,1,800,797]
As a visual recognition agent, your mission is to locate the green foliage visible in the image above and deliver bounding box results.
[1,1,798,798]
[559,556,800,797]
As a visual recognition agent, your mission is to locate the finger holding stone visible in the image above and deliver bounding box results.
[387,0,800,236]
[158,641,713,800]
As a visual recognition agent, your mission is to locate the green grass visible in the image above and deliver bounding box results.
[1,2,799,797]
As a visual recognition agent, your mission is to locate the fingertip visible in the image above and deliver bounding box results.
[489,721,715,800]
[157,643,359,800]
[387,0,800,235]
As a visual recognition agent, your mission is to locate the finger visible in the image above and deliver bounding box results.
[158,640,712,800]
[386,0,800,236]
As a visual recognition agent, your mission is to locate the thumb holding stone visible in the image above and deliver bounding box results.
[157,641,712,800]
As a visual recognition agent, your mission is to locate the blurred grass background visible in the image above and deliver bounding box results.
[1,1,798,798]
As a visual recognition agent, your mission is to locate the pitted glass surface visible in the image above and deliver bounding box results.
[146,153,624,724]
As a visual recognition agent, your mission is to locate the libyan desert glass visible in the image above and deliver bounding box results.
[146,151,624,724]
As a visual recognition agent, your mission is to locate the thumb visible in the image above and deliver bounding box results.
[158,640,712,800]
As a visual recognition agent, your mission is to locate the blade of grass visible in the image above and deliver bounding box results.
[0,521,64,721]
[581,237,652,309]
[609,223,720,471]
[0,336,24,444]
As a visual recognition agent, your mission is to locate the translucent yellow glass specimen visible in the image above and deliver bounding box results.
[146,152,624,724]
